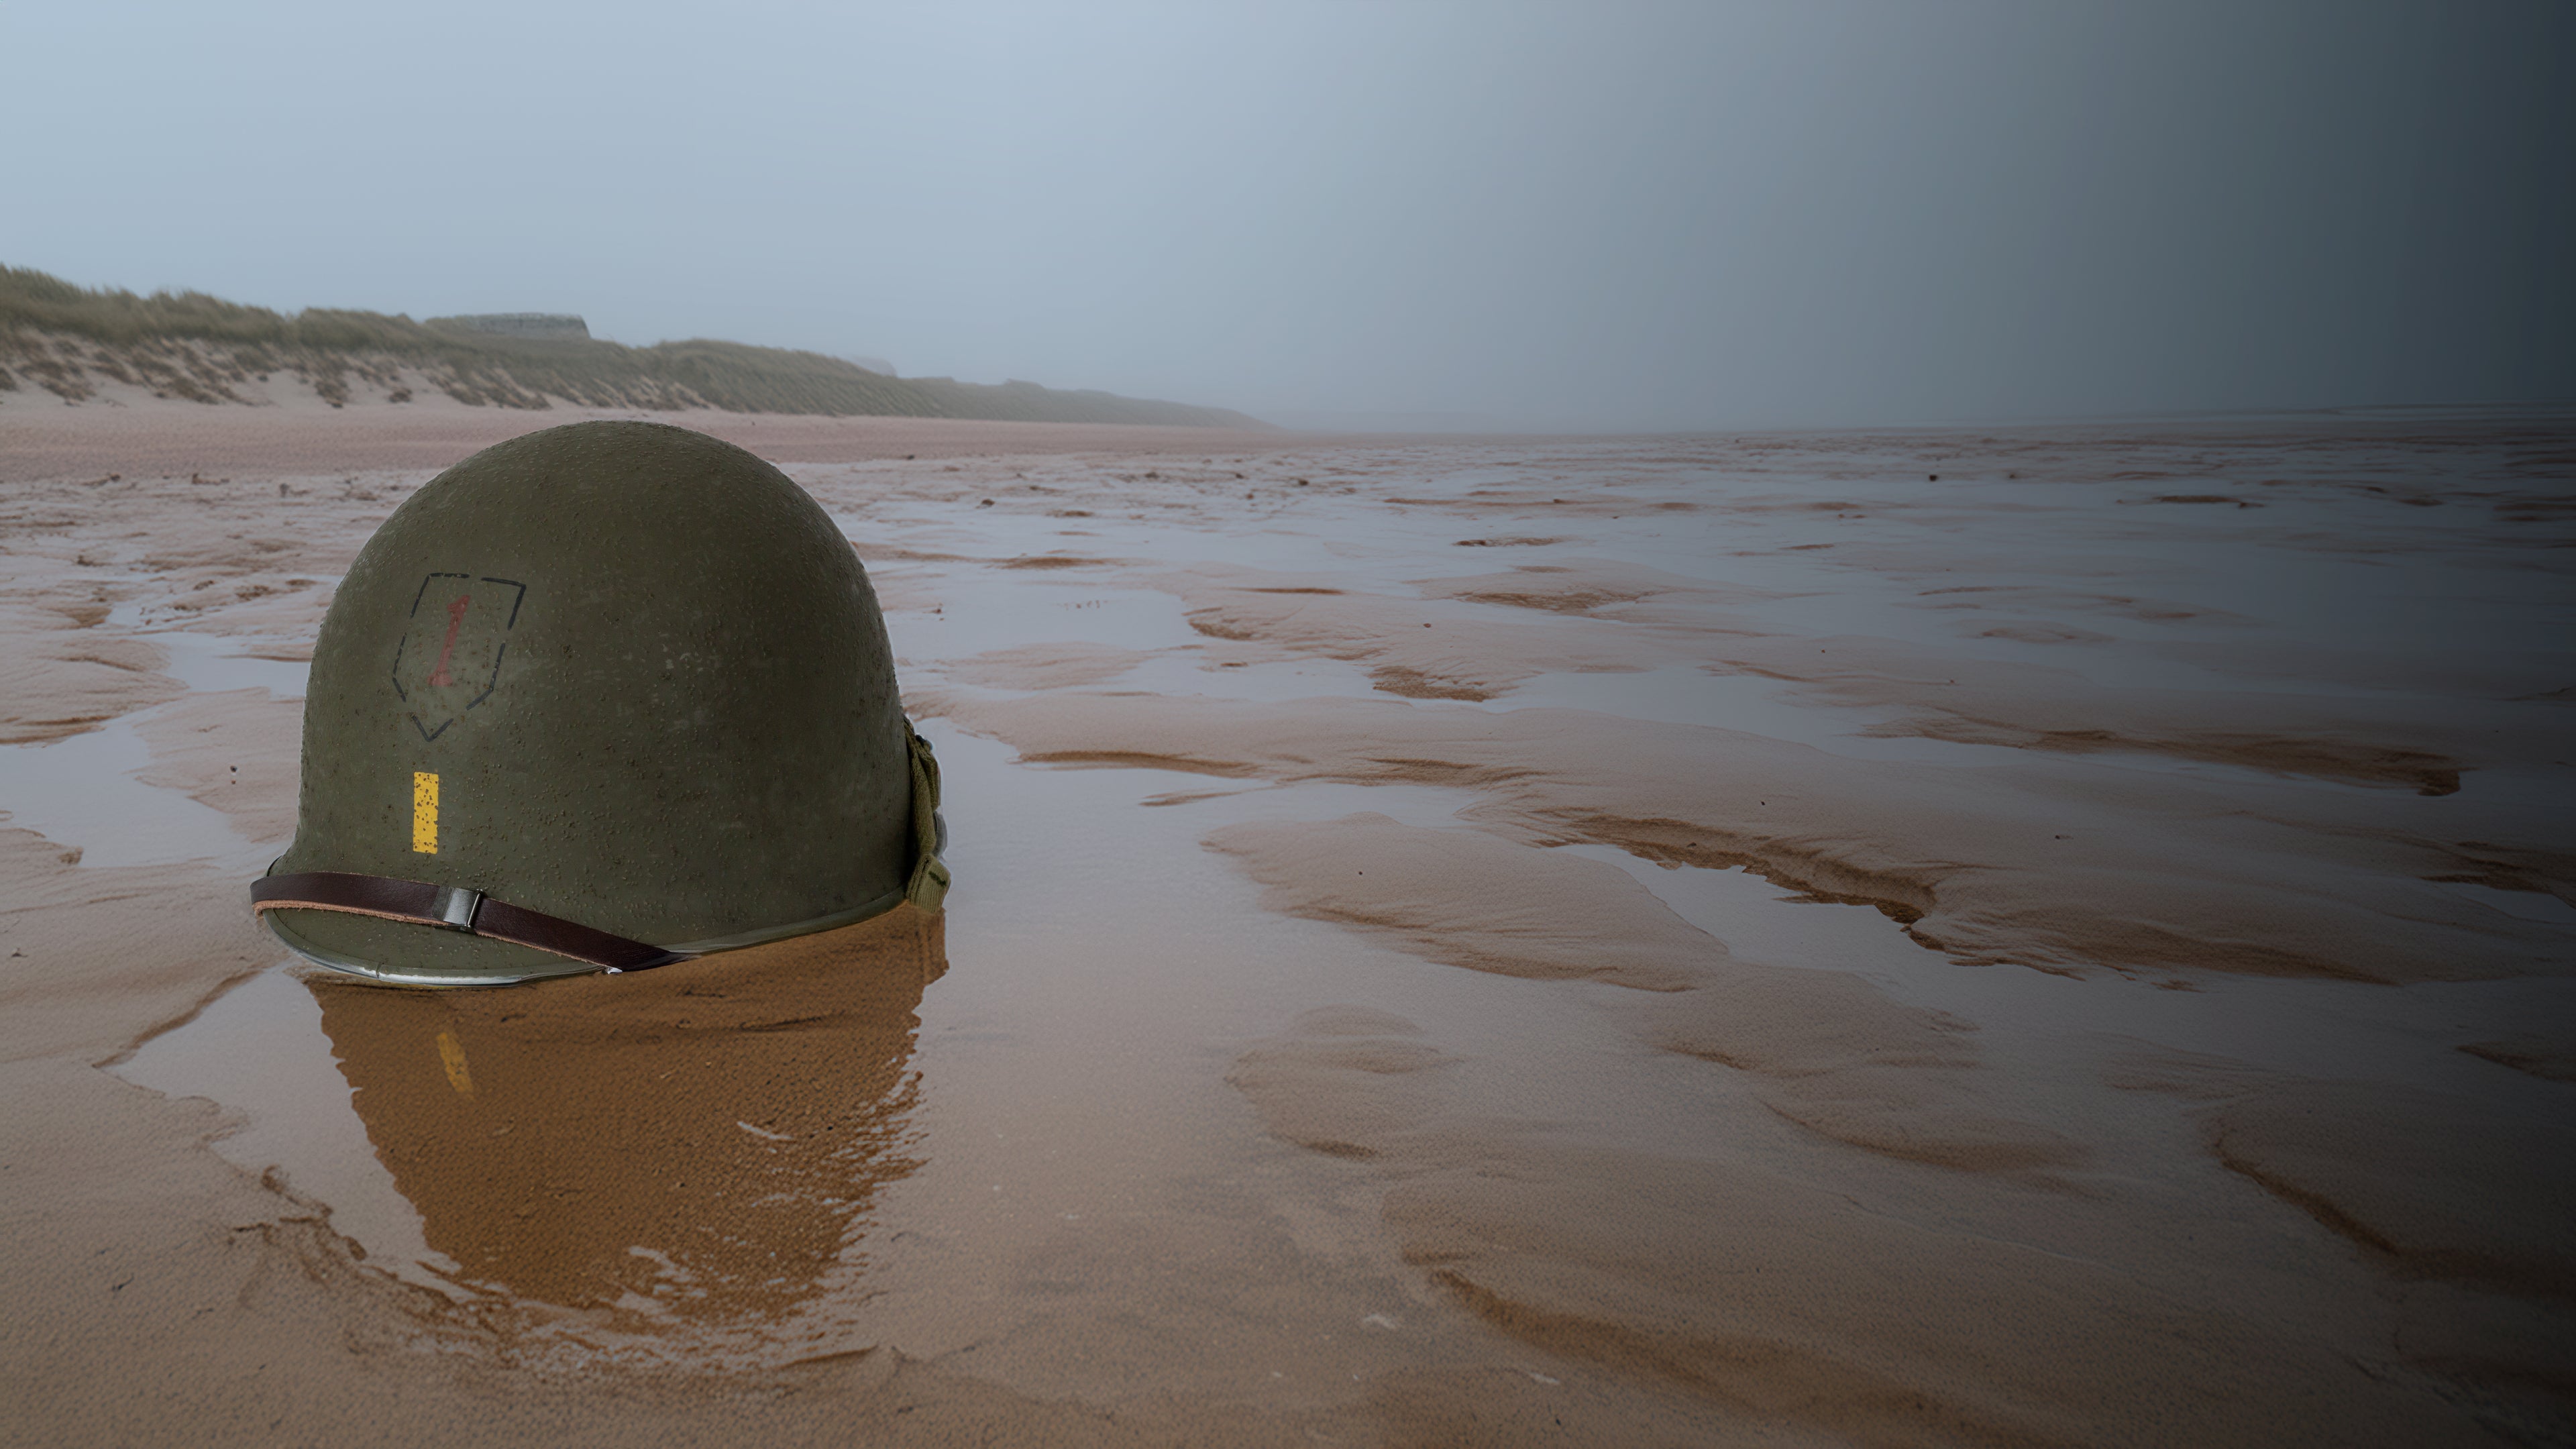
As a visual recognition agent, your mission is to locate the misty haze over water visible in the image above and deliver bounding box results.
[3,0,2569,431]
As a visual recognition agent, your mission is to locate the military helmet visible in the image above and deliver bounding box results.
[253,420,948,987]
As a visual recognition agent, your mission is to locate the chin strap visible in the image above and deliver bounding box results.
[257,718,953,975]
[902,720,951,914]
[252,872,690,972]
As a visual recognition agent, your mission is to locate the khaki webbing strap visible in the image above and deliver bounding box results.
[252,872,688,973]
[904,720,951,913]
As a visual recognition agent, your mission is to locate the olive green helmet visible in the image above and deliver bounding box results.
[254,421,948,987]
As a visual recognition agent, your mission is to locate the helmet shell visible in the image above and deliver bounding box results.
[268,421,914,985]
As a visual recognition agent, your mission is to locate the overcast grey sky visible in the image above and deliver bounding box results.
[4,1,2569,429]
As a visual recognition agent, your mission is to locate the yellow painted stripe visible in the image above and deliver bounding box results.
[436,1030,475,1097]
[412,771,439,853]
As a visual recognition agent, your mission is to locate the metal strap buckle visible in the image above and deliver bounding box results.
[430,885,485,932]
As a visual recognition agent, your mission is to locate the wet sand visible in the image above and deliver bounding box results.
[3,398,2573,1446]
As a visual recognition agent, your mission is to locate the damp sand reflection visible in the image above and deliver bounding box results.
[308,910,944,1358]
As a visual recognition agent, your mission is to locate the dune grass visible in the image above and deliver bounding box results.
[0,266,1262,427]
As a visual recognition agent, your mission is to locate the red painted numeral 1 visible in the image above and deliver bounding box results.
[425,594,470,687]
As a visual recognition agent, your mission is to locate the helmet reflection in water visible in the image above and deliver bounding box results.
[309,908,945,1327]
[254,420,947,985]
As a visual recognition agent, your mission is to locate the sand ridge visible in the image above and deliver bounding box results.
[1207,812,2086,1175]
[923,688,2567,982]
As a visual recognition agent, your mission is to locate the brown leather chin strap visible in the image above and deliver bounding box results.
[252,872,688,974]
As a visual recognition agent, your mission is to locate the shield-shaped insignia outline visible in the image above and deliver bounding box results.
[390,574,529,742]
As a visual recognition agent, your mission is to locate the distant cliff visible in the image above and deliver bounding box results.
[0,267,1266,427]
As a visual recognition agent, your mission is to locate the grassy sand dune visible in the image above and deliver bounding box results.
[0,266,1263,427]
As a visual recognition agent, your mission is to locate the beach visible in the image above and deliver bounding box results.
[3,394,2571,1446]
